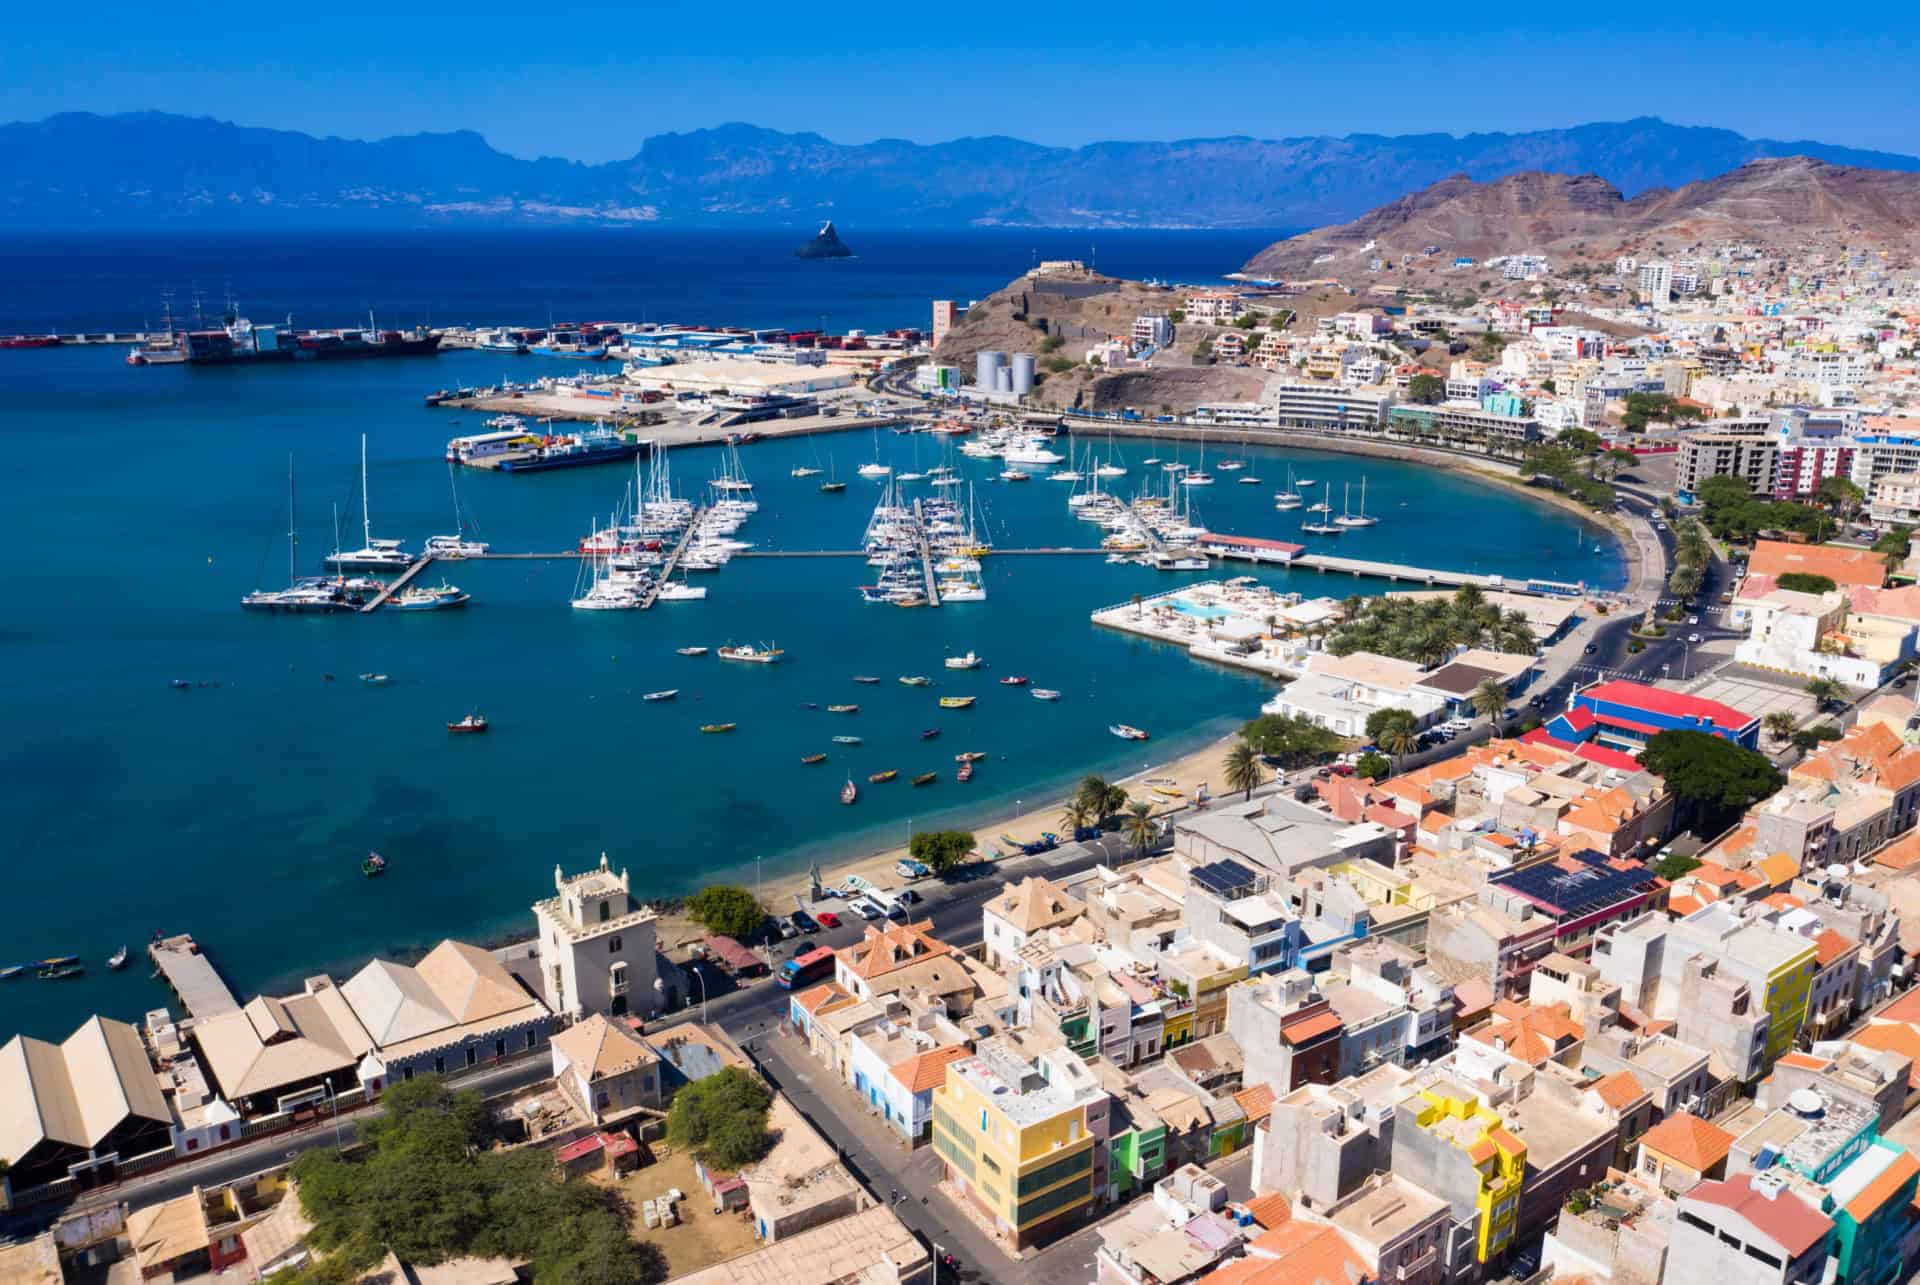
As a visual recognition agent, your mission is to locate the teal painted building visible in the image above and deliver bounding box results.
[1821,1140,1920,1285]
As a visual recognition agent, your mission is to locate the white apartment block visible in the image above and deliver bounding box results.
[1184,290,1245,324]
[1132,315,1174,348]
[1869,471,1920,526]
[1638,262,1673,307]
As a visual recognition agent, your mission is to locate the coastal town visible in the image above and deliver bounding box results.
[14,131,1920,1285]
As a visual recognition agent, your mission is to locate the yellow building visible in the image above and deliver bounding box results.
[1760,945,1818,1063]
[1397,1085,1527,1262]
[1156,942,1246,1049]
[930,1040,1110,1248]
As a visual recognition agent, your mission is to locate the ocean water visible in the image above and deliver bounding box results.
[0,230,1622,1039]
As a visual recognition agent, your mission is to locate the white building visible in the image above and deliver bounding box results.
[533,854,661,1021]
[1184,290,1245,324]
[1639,263,1674,307]
[1132,315,1175,348]
[1870,471,1920,526]
[1261,652,1448,736]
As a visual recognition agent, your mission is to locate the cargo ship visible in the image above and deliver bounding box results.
[185,310,441,366]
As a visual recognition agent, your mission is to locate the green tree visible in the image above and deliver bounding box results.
[1804,677,1848,711]
[1373,712,1420,759]
[1651,852,1702,881]
[1353,751,1392,781]
[1776,572,1838,595]
[1224,741,1264,800]
[536,1211,667,1285]
[1077,774,1129,821]
[1239,713,1345,766]
[1060,795,1095,832]
[1816,476,1865,522]
[1123,801,1159,855]
[1470,679,1508,720]
[685,885,767,940]
[666,1067,774,1171]
[1558,427,1602,454]
[1638,730,1786,836]
[1875,525,1914,574]
[1407,374,1445,404]
[1763,711,1798,743]
[909,830,976,872]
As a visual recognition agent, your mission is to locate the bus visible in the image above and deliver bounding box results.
[778,946,835,991]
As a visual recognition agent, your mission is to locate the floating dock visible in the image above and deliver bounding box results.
[148,933,240,1020]
[640,506,702,609]
[912,499,942,608]
[361,554,437,612]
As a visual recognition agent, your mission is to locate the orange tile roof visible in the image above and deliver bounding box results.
[1280,1010,1344,1045]
[839,920,951,980]
[889,1044,970,1094]
[1588,1070,1647,1111]
[1234,1083,1276,1125]
[1813,929,1857,967]
[1243,1192,1291,1229]
[1776,1053,1832,1071]
[1854,1023,1920,1088]
[1232,1222,1371,1285]
[1874,830,1920,870]
[793,982,854,1015]
[1844,1150,1920,1222]
[1748,540,1886,589]
[1879,988,1920,1025]
[1640,1112,1734,1172]
[1761,893,1806,912]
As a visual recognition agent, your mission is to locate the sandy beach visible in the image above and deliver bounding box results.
[653,728,1246,950]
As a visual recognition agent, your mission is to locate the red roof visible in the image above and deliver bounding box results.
[1580,680,1756,732]
[1280,1010,1343,1045]
[1204,533,1306,555]
[1574,743,1645,772]
[1558,706,1598,731]
[1687,1174,1833,1256]
[555,1135,606,1164]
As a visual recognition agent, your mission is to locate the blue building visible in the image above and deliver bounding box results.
[1544,680,1760,754]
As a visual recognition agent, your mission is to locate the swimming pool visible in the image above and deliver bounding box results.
[1171,596,1235,621]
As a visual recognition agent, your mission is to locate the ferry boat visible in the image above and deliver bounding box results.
[531,330,608,359]
[447,425,540,466]
[944,651,983,670]
[841,778,859,804]
[718,643,783,663]
[447,713,489,734]
[939,696,976,709]
[1109,723,1150,741]
[497,425,643,473]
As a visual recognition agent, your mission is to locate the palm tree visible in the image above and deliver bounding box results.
[1060,795,1094,833]
[1470,678,1508,721]
[1453,584,1487,616]
[1805,677,1847,711]
[1224,741,1264,800]
[1375,715,1419,760]
[1763,711,1798,743]
[1123,801,1158,855]
[1077,774,1128,822]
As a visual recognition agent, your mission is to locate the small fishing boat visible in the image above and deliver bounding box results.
[920,727,941,740]
[0,965,23,980]
[955,751,987,763]
[958,761,974,782]
[642,689,679,702]
[718,643,784,664]
[832,734,863,745]
[841,778,859,804]
[791,466,822,478]
[801,753,828,765]
[1032,688,1062,701]
[1151,785,1184,799]
[820,480,848,493]
[944,651,983,670]
[827,704,859,714]
[869,769,899,784]
[363,851,388,877]
[939,695,976,709]
[700,722,738,734]
[676,646,709,656]
[1109,723,1150,741]
[852,675,882,684]
[913,772,937,787]
[39,964,84,980]
[37,955,79,968]
[899,675,932,687]
[170,678,191,690]
[447,713,489,733]
[107,946,129,970]
[999,676,1030,687]
[360,672,390,685]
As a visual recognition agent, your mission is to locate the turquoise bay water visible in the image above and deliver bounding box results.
[0,347,1622,1038]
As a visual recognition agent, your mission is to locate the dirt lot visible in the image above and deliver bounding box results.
[593,1146,762,1277]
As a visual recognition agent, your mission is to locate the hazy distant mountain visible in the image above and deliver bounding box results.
[1239,157,1920,277]
[3,112,1918,231]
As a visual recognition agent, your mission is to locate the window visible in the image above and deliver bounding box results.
[611,961,629,996]
[610,935,623,954]
[466,1046,478,1068]
[599,901,610,922]
[187,1138,199,1152]
[494,1038,506,1059]
[403,1066,415,1082]
[434,1056,446,1074]
[525,1031,537,1051]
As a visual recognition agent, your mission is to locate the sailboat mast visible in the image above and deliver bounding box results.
[360,433,372,549]
[287,454,297,587]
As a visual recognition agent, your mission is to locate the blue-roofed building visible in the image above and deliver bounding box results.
[1544,680,1760,755]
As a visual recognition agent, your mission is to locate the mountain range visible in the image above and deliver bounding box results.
[4,112,1920,232]
[1239,157,1920,277]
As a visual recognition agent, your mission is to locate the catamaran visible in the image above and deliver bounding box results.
[328,434,414,571]
[1334,475,1380,527]
[425,461,489,557]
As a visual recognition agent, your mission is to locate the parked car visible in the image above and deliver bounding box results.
[897,889,921,906]
[1687,615,1699,625]
[790,909,819,934]
[815,910,841,929]
[776,916,799,940]
[1584,644,1597,655]
[850,897,884,920]
[1687,633,1702,643]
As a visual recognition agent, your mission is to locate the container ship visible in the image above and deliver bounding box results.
[184,311,441,366]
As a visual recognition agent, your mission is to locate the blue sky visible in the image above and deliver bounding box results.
[5,2,1917,162]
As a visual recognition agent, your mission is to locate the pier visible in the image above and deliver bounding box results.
[912,499,942,608]
[1291,553,1507,588]
[148,933,240,1020]
[640,506,702,609]
[361,554,437,612]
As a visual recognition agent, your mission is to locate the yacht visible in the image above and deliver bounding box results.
[1300,483,1344,535]
[1334,476,1380,527]
[1109,724,1150,741]
[858,461,893,478]
[654,580,708,601]
[425,462,489,557]
[242,460,359,613]
[1003,436,1065,467]
[327,435,414,571]
[1274,465,1304,509]
[1181,470,1216,487]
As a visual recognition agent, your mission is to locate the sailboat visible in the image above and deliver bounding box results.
[1049,440,1084,483]
[857,428,891,478]
[1218,427,1247,473]
[1096,429,1128,478]
[425,462,490,557]
[1335,475,1380,527]
[1301,482,1343,535]
[242,457,357,612]
[327,435,413,571]
[1274,465,1303,507]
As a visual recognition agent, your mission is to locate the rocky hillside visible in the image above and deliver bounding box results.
[1241,157,1920,278]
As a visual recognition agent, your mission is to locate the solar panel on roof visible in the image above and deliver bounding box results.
[1496,849,1655,919]
[1192,859,1258,900]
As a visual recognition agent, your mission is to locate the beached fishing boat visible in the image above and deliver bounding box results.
[801,753,828,765]
[939,696,976,709]
[700,722,737,733]
[642,690,678,702]
[913,772,937,786]
[447,713,489,733]
[869,769,898,784]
